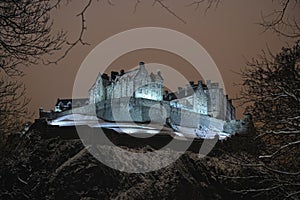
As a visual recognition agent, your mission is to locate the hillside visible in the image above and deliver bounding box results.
[0,121,273,200]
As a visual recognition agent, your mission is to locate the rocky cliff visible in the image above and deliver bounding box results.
[0,121,277,200]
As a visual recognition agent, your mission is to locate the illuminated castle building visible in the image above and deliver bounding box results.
[89,62,235,122]
[39,62,253,136]
[89,62,163,104]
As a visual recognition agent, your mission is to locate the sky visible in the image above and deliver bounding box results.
[21,0,297,119]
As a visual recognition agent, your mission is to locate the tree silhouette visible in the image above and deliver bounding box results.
[231,41,300,199]
[0,0,66,76]
[0,76,31,135]
[243,40,299,163]
[0,0,63,136]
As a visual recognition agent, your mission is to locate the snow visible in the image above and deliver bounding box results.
[48,114,231,140]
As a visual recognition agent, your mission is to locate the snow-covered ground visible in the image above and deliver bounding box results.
[48,114,231,140]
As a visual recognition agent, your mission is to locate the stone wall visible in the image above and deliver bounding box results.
[94,98,225,131]
[96,98,169,124]
[169,107,225,129]
[40,98,249,135]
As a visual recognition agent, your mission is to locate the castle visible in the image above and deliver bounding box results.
[89,62,235,122]
[89,62,163,104]
[39,61,254,137]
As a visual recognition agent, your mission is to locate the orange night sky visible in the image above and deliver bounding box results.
[21,1,296,119]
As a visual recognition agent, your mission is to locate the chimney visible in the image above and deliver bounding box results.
[185,84,190,96]
[139,61,145,69]
[101,73,109,80]
[120,69,125,76]
[197,80,204,91]
[178,87,182,92]
[206,80,211,88]
[39,107,44,118]
[138,61,148,76]
[157,70,163,80]
[163,90,169,101]
[198,80,203,86]
[111,71,119,81]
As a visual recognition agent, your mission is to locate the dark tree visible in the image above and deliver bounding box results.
[230,41,300,199]
[0,0,65,76]
[240,41,300,163]
[0,76,31,135]
[0,0,65,136]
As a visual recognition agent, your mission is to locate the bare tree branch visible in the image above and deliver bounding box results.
[259,140,300,159]
[133,0,142,13]
[0,75,32,135]
[152,0,186,24]
[0,0,66,76]
[44,0,93,65]
[186,0,221,12]
[258,0,300,38]
[285,191,300,199]
[233,41,300,198]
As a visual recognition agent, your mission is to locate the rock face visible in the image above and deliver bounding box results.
[0,122,265,200]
